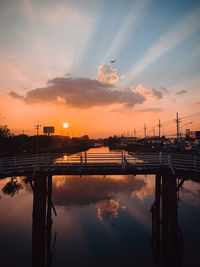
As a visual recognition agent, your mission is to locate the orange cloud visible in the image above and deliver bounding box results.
[9,76,146,108]
[96,65,121,84]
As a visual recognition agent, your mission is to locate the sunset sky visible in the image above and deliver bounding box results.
[0,0,200,137]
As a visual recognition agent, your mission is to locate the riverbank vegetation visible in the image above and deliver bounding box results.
[0,125,95,156]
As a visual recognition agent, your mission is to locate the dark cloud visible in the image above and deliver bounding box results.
[176,89,188,95]
[151,87,169,99]
[137,108,162,112]
[8,91,23,100]
[9,76,146,108]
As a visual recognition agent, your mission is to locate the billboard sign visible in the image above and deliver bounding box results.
[43,126,55,135]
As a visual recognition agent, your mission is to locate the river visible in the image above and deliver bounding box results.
[0,147,200,266]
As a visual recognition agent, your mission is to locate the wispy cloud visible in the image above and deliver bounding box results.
[134,84,169,100]
[124,4,200,85]
[176,89,188,95]
[137,108,162,112]
[8,91,24,99]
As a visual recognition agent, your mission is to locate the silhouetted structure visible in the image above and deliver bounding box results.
[151,174,184,267]
[31,173,55,267]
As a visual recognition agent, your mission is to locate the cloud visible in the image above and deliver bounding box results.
[137,108,162,112]
[97,200,120,221]
[10,75,147,108]
[44,175,145,207]
[96,64,121,84]
[8,91,23,100]
[176,89,188,95]
[135,84,169,100]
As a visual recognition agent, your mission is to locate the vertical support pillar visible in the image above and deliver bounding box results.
[155,174,161,246]
[161,174,181,267]
[168,175,178,266]
[32,173,47,267]
[162,175,169,267]
[85,152,87,164]
[46,175,52,266]
[152,174,161,266]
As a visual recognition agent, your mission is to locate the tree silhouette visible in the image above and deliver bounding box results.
[0,125,12,137]
[2,178,23,197]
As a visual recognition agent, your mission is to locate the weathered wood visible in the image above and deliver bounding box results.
[32,173,47,267]
[46,175,52,267]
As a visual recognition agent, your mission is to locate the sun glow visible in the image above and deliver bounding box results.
[63,122,69,128]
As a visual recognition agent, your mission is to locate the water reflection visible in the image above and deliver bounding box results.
[51,175,147,207]
[0,172,200,266]
[2,177,23,197]
[30,173,181,266]
[97,200,120,221]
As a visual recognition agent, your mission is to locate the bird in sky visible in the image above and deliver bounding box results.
[110,59,116,63]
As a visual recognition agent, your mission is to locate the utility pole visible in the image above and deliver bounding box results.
[153,127,155,137]
[158,119,161,138]
[34,123,42,136]
[176,112,180,142]
[34,123,42,153]
[134,128,136,138]
[144,124,146,138]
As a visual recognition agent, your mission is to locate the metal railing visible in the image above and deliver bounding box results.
[0,152,199,175]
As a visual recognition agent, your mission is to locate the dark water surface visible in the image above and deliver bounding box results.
[0,147,200,267]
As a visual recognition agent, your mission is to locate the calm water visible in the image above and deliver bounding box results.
[0,147,200,267]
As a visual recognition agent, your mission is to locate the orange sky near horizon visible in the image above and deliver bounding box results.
[1,91,200,138]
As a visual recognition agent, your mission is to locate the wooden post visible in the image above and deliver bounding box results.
[162,175,169,266]
[155,174,161,246]
[152,174,161,266]
[46,175,52,266]
[168,174,179,266]
[161,174,181,267]
[121,152,123,164]
[80,154,83,164]
[32,173,47,267]
[85,152,87,164]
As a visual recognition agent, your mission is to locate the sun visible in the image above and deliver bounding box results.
[63,122,69,128]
